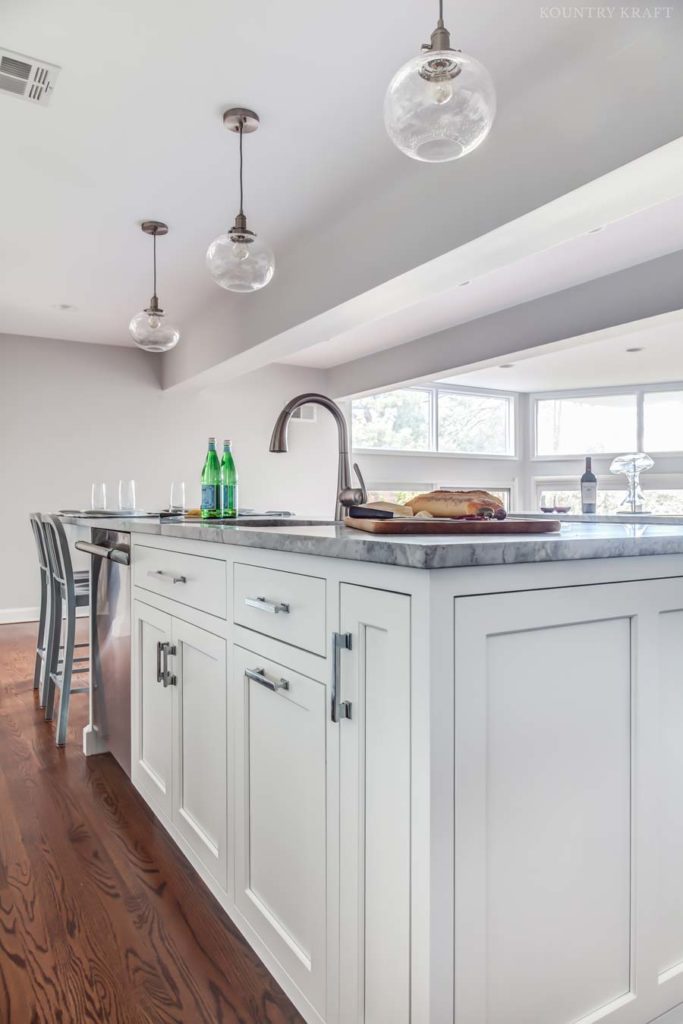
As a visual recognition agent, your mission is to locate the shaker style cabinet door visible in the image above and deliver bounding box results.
[131,600,174,822]
[231,645,328,1019]
[338,584,411,1024]
[452,579,682,1024]
[171,619,228,889]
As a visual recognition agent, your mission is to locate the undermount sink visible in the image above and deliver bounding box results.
[230,517,335,528]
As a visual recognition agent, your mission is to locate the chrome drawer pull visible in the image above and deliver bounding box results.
[245,596,290,615]
[245,667,290,693]
[148,569,187,584]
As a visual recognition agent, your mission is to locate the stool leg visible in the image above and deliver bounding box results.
[33,570,48,690]
[44,588,62,719]
[55,610,76,747]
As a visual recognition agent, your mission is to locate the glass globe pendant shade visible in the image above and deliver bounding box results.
[206,228,275,293]
[385,48,496,162]
[129,307,180,352]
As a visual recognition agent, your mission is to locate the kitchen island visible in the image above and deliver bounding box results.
[64,515,683,1024]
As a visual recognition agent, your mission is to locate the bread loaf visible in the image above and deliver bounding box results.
[405,489,505,519]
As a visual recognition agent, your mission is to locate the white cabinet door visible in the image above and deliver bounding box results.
[338,584,411,1024]
[172,619,227,888]
[131,600,173,822]
[452,580,676,1024]
[231,645,328,1018]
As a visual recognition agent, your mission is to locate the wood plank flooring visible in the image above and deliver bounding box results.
[0,621,305,1024]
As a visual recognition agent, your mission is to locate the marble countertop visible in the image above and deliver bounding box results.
[58,514,683,570]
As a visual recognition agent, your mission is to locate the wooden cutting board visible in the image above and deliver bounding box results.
[344,516,561,535]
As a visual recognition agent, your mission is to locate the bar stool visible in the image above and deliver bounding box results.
[29,514,88,698]
[41,514,90,746]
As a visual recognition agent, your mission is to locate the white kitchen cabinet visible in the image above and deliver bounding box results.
[132,598,228,888]
[338,584,411,1024]
[452,578,683,1024]
[131,600,174,822]
[172,618,228,887]
[231,644,328,1019]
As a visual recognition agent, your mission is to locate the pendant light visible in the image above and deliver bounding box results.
[384,0,496,163]
[206,108,275,293]
[129,221,180,352]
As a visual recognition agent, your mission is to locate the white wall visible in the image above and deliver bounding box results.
[0,334,337,614]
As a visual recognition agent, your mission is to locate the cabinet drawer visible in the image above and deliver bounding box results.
[134,544,227,619]
[234,563,326,656]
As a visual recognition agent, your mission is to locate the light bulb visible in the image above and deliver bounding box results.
[148,314,162,329]
[431,80,453,105]
[232,241,250,262]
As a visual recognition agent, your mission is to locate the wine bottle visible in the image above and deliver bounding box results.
[220,440,238,519]
[580,456,597,514]
[200,437,221,519]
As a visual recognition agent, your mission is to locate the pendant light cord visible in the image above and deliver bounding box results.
[152,230,157,300]
[438,0,444,26]
[238,119,245,217]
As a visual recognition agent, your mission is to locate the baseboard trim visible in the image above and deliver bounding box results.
[0,606,89,625]
[0,607,39,624]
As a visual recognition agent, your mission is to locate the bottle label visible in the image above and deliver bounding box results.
[581,482,597,506]
[201,484,219,511]
[222,483,238,515]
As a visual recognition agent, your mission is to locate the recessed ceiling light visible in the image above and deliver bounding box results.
[626,346,643,353]
[458,280,471,287]
[588,225,606,234]
[499,363,514,369]
[54,303,75,310]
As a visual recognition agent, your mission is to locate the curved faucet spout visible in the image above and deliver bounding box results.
[269,393,366,521]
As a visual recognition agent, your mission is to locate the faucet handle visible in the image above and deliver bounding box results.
[353,462,368,504]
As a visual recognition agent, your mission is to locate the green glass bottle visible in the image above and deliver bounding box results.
[200,437,221,519]
[220,440,238,519]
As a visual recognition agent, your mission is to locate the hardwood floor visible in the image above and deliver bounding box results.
[0,622,305,1024]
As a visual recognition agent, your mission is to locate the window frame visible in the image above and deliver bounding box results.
[351,382,518,460]
[530,381,683,461]
[533,473,683,512]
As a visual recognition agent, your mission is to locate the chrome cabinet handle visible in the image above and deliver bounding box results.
[156,641,163,682]
[245,667,290,693]
[331,632,352,722]
[245,596,290,615]
[148,569,187,584]
[159,642,177,687]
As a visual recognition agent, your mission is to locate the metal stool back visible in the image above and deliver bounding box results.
[41,515,90,746]
[29,513,51,693]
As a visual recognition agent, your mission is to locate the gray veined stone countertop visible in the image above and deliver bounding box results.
[57,514,683,570]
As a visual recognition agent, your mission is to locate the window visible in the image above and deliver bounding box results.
[438,391,513,456]
[367,486,511,509]
[643,391,683,452]
[535,394,637,456]
[351,389,431,452]
[352,385,516,456]
[536,485,683,515]
[366,488,425,504]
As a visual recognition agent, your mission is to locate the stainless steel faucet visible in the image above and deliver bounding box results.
[269,393,367,521]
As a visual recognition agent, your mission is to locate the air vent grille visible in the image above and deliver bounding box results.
[0,48,60,105]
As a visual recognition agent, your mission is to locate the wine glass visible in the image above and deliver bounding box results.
[169,481,186,514]
[91,482,107,511]
[118,479,136,513]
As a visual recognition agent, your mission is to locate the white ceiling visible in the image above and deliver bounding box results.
[2,0,683,357]
[441,311,683,392]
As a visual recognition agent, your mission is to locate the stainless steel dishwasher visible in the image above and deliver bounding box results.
[75,529,131,776]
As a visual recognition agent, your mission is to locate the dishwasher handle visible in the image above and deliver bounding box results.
[75,540,130,565]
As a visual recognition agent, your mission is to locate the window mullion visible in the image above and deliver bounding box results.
[636,390,645,450]
[432,387,439,453]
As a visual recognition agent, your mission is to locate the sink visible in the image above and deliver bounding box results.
[224,517,335,528]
